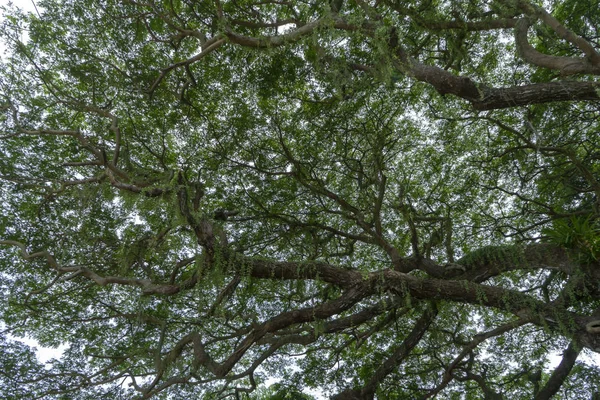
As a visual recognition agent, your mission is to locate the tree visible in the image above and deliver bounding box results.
[1,0,600,398]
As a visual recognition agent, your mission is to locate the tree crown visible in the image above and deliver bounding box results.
[1,0,599,398]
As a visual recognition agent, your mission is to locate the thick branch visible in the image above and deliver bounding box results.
[378,269,599,352]
[454,243,577,282]
[258,296,406,346]
[515,18,600,75]
[474,81,600,110]
[518,0,600,65]
[391,49,600,109]
[534,341,581,400]
[244,257,362,289]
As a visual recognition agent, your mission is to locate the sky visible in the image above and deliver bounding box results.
[2,0,36,11]
[0,0,38,18]
[0,0,36,54]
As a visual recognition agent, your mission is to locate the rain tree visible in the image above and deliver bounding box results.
[1,0,600,398]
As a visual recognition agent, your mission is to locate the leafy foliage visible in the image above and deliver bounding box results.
[544,216,600,262]
[1,0,600,399]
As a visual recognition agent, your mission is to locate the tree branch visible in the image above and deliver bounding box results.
[514,18,600,75]
[534,340,581,400]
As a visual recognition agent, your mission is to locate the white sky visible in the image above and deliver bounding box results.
[0,0,36,53]
[2,0,36,11]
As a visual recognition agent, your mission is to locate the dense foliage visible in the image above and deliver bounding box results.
[1,0,600,398]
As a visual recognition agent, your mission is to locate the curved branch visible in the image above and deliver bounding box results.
[257,296,407,348]
[384,24,600,109]
[0,240,61,270]
[534,341,581,400]
[515,18,600,75]
[518,1,600,65]
[0,240,182,295]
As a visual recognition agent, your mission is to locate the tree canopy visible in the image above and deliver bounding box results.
[1,0,600,398]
